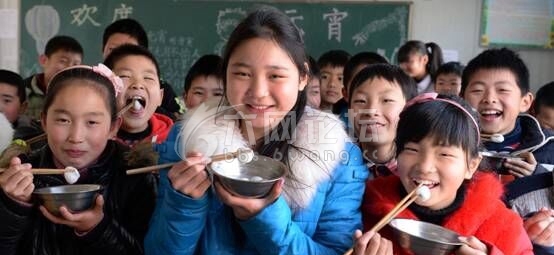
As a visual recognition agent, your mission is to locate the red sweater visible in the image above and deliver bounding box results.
[363,172,533,255]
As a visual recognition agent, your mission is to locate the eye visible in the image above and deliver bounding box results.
[352,99,366,104]
[55,118,70,124]
[87,120,100,126]
[403,146,418,153]
[193,91,204,96]
[383,98,395,103]
[321,74,329,80]
[213,92,224,97]
[119,74,130,79]
[338,76,343,82]
[269,74,285,79]
[144,76,156,81]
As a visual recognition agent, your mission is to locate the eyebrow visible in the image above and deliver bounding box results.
[52,109,106,117]
[116,67,158,75]
[0,94,15,99]
[230,62,289,71]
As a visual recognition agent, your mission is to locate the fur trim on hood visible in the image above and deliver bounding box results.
[0,113,13,152]
[178,101,350,209]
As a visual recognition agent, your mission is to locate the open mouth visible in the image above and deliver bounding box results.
[412,178,439,189]
[126,96,146,111]
[479,110,502,120]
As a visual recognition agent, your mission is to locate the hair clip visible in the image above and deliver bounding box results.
[405,92,480,143]
[91,64,124,98]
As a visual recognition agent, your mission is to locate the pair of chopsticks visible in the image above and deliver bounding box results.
[344,183,425,255]
[125,150,245,175]
[0,168,67,175]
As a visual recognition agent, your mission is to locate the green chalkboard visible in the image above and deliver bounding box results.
[20,1,411,93]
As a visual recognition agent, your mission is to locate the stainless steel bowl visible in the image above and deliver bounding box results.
[33,184,101,216]
[389,219,463,255]
[208,155,287,198]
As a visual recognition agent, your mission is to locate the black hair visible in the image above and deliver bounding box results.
[184,54,222,93]
[103,18,148,49]
[534,81,554,114]
[433,61,464,83]
[397,40,443,77]
[0,69,25,103]
[103,44,161,85]
[396,94,480,161]
[221,6,311,205]
[461,48,529,95]
[348,64,417,104]
[343,51,389,88]
[308,55,320,78]
[44,67,117,122]
[44,35,84,57]
[317,50,350,69]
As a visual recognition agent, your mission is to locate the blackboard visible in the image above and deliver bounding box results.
[480,0,554,50]
[20,1,411,94]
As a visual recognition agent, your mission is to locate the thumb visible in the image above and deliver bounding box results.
[265,178,284,202]
[94,195,104,210]
[9,156,22,166]
[354,229,363,239]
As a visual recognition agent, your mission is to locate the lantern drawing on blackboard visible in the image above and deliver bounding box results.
[25,5,60,55]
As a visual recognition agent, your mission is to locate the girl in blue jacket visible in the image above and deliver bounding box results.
[144,6,368,255]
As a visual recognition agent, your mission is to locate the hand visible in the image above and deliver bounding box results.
[167,152,210,199]
[214,178,283,220]
[352,229,393,255]
[524,208,554,246]
[40,195,105,233]
[505,152,536,177]
[456,236,488,255]
[0,157,34,203]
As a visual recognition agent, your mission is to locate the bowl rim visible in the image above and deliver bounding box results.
[207,155,287,183]
[33,184,102,195]
[389,218,464,246]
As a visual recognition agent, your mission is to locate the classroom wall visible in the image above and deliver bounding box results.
[1,0,553,91]
[0,0,19,72]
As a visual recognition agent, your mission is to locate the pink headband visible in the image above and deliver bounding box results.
[405,92,480,143]
[49,63,124,97]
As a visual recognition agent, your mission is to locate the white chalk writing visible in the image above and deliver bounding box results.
[70,4,100,26]
[285,9,305,37]
[323,8,348,42]
[113,4,133,21]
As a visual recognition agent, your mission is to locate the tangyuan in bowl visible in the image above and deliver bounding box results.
[389,218,463,255]
[208,155,287,198]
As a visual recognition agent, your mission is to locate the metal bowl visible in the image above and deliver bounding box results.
[33,184,102,216]
[479,151,520,175]
[389,219,463,255]
[208,155,287,198]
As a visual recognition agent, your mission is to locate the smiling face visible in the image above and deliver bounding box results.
[319,65,344,106]
[40,50,83,86]
[435,73,461,96]
[0,83,24,123]
[463,68,532,135]
[397,136,480,210]
[113,55,163,133]
[399,53,428,80]
[184,75,223,110]
[306,78,321,109]
[42,82,117,169]
[225,38,307,140]
[350,77,406,146]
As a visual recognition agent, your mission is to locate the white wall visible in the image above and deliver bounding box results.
[1,0,553,91]
[395,0,554,92]
[0,0,19,72]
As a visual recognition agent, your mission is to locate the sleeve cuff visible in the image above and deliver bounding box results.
[0,190,33,216]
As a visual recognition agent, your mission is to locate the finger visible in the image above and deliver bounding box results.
[172,165,209,193]
[59,206,78,221]
[180,172,210,198]
[460,236,487,252]
[192,178,211,197]
[168,158,207,181]
[11,176,34,198]
[366,232,382,255]
[353,231,376,255]
[353,229,363,240]
[4,170,32,192]
[376,236,391,255]
[524,210,552,230]
[214,180,234,203]
[40,205,68,225]
[533,222,554,245]
[262,178,284,204]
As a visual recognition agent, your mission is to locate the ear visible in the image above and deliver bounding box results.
[19,101,28,115]
[342,87,348,103]
[109,116,123,138]
[519,91,534,113]
[38,54,48,68]
[299,62,309,91]
[465,154,482,179]
[40,112,47,130]
[157,88,164,107]
[421,54,429,65]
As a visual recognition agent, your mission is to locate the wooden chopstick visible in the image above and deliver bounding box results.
[0,168,67,175]
[343,183,424,255]
[125,151,241,175]
[116,100,135,117]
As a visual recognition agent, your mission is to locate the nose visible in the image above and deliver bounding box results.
[482,88,497,104]
[414,153,436,174]
[67,123,85,143]
[129,79,145,90]
[248,75,269,98]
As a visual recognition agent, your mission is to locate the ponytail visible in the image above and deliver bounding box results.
[425,42,443,77]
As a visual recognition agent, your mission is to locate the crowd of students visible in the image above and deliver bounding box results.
[0,5,553,255]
